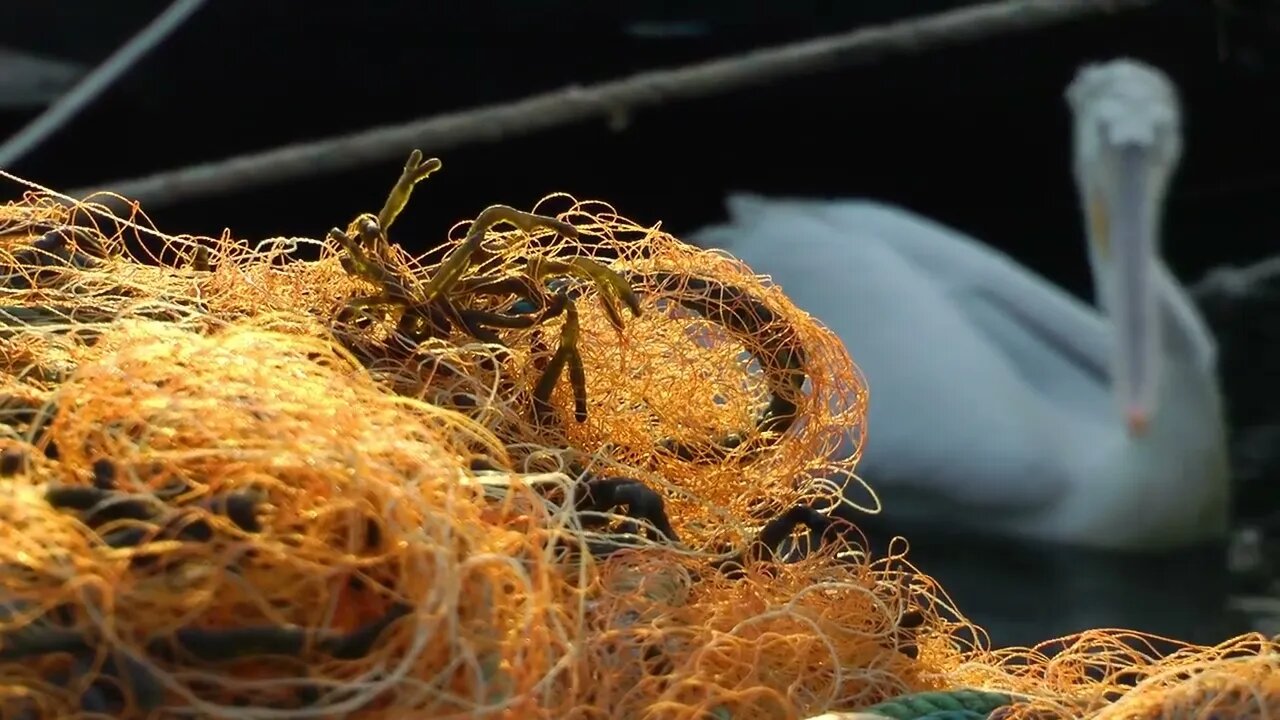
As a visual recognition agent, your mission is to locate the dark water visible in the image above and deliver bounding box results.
[850,519,1249,650]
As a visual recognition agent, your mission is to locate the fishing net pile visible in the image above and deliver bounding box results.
[0,154,1276,719]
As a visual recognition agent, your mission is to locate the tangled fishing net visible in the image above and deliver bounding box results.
[0,154,1276,719]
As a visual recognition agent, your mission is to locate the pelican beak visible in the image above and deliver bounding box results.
[1069,58,1182,439]
[1127,406,1150,437]
[1087,142,1165,439]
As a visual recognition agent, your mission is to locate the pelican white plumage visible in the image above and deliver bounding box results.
[691,59,1231,552]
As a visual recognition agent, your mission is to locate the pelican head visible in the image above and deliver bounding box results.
[1066,59,1183,438]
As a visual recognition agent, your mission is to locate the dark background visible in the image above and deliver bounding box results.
[1,0,1277,305]
[1,0,1278,648]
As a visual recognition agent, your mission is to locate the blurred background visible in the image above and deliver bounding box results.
[1,0,1278,650]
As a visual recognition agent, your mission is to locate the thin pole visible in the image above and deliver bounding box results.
[0,0,210,170]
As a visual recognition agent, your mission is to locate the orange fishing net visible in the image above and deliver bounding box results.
[0,155,1275,720]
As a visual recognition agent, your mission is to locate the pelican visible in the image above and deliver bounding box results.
[691,59,1231,552]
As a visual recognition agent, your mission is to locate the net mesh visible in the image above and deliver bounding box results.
[0,157,1275,720]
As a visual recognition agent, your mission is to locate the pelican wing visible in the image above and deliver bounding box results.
[692,195,1113,513]
[719,194,1117,417]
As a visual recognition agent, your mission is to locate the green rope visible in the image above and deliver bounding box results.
[859,689,1015,720]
